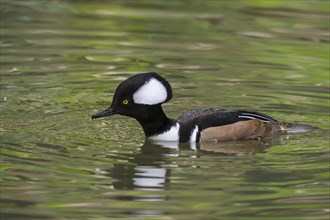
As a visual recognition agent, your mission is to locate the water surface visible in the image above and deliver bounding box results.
[1,0,329,219]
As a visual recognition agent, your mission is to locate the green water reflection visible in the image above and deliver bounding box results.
[1,0,329,219]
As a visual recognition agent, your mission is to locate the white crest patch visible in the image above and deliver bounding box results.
[149,123,180,142]
[133,78,168,105]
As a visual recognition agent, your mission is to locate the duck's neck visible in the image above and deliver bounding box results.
[135,105,175,137]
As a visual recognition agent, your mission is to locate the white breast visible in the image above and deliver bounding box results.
[189,125,199,143]
[149,123,180,142]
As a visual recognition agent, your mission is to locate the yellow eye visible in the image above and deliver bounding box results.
[122,99,129,105]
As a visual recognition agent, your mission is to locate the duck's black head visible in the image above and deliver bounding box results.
[91,72,172,122]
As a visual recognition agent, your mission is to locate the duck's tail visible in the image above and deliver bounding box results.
[280,123,318,133]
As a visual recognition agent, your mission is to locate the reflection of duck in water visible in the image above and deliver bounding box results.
[146,136,280,155]
[99,140,176,192]
[97,137,278,193]
[92,72,316,145]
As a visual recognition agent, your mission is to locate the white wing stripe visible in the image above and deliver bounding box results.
[240,112,275,122]
[238,115,270,123]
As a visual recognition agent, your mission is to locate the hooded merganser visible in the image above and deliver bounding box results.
[92,72,315,143]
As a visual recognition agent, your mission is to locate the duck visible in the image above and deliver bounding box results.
[92,72,315,143]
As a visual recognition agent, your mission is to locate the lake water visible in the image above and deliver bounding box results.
[1,0,329,219]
